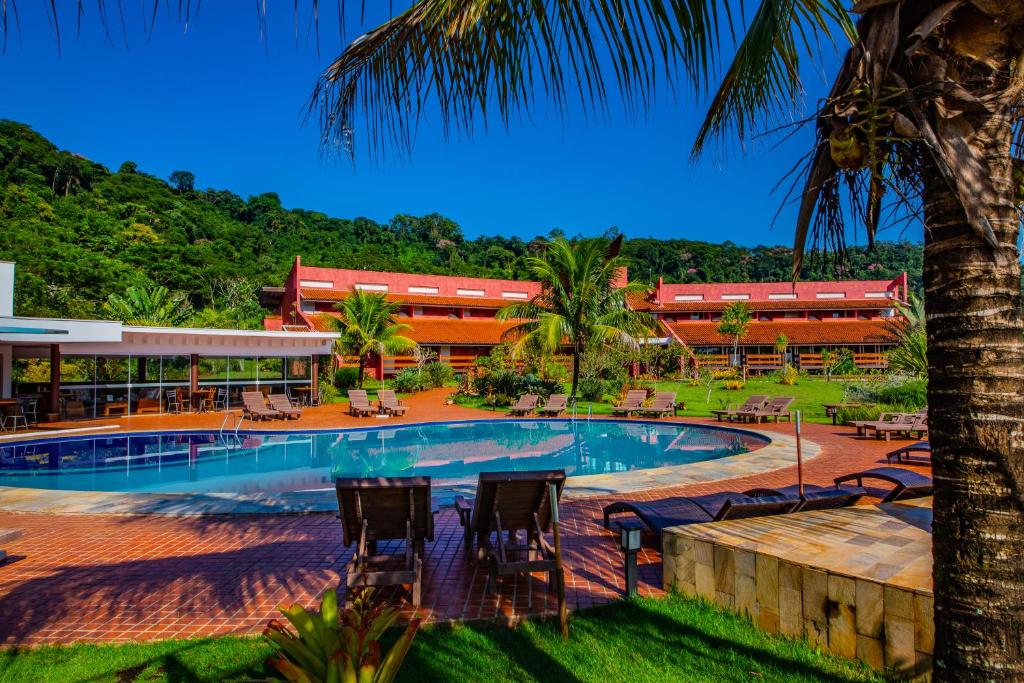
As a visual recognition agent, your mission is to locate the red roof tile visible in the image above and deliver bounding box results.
[667,320,895,346]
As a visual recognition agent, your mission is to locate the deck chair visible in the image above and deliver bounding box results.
[744,484,866,512]
[602,492,799,549]
[638,392,679,417]
[241,391,281,421]
[834,466,933,503]
[851,412,909,436]
[711,395,768,422]
[335,476,434,606]
[377,389,408,416]
[268,394,302,420]
[537,394,568,417]
[508,394,539,416]
[746,396,795,423]
[611,390,649,417]
[867,414,927,441]
[454,470,566,594]
[347,390,376,417]
[886,441,931,464]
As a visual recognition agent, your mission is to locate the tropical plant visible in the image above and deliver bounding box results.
[886,294,927,376]
[333,289,418,387]
[717,302,752,364]
[102,285,193,326]
[819,348,852,383]
[774,334,789,367]
[264,587,419,683]
[776,363,800,386]
[391,367,423,394]
[496,236,655,399]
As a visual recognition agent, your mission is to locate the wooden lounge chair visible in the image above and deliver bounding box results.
[744,484,866,512]
[851,412,909,436]
[886,441,931,464]
[508,394,539,416]
[745,396,794,423]
[335,476,433,607]
[611,390,649,417]
[268,394,302,420]
[347,390,376,417]
[638,392,680,417]
[537,394,568,416]
[377,389,408,416]
[241,391,281,421]
[0,528,23,563]
[834,466,933,503]
[602,492,799,549]
[711,395,768,422]
[454,470,566,594]
[867,414,927,441]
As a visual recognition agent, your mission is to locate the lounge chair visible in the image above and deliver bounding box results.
[537,394,569,417]
[455,470,566,594]
[377,389,408,416]
[508,394,539,416]
[347,390,376,417]
[611,390,649,417]
[834,466,933,503]
[867,414,927,441]
[268,394,302,420]
[744,484,866,511]
[241,391,281,421]
[638,392,680,417]
[711,395,768,422]
[886,441,931,464]
[0,528,22,563]
[602,492,799,549]
[744,396,794,423]
[335,476,433,606]
[851,412,910,436]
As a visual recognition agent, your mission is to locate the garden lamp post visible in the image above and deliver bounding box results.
[617,521,643,597]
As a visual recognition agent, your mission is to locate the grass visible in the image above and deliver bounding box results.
[456,376,851,424]
[0,595,881,683]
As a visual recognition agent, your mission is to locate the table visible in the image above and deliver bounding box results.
[102,401,129,417]
[292,386,313,406]
[822,402,863,425]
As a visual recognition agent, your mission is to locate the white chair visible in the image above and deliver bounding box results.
[166,389,185,414]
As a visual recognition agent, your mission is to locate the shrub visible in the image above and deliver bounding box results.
[578,377,618,402]
[333,367,359,389]
[422,361,454,388]
[723,379,745,391]
[319,383,339,404]
[836,402,919,425]
[776,363,800,386]
[846,374,927,409]
[391,367,423,394]
[712,367,739,380]
[473,371,562,401]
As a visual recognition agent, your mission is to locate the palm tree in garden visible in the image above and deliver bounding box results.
[333,289,418,387]
[103,285,192,326]
[717,302,752,365]
[886,294,927,376]
[496,236,654,399]
[14,1,1024,678]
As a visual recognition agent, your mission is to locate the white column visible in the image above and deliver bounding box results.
[0,345,11,398]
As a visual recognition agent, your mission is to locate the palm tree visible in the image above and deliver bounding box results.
[886,294,927,377]
[333,289,418,387]
[103,285,192,326]
[717,302,752,365]
[496,236,654,400]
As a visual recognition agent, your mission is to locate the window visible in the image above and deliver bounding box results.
[286,357,311,381]
[300,300,316,313]
[456,288,485,296]
[674,294,703,302]
[355,283,388,292]
[408,286,439,294]
[816,292,846,299]
[259,357,284,381]
[721,293,750,300]
[768,293,797,300]
[300,279,333,288]
[501,291,529,299]
[864,291,890,298]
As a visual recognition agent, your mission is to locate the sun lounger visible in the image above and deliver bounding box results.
[851,412,913,436]
[335,476,433,606]
[638,392,680,417]
[886,441,931,464]
[268,394,302,420]
[833,466,933,503]
[347,390,376,417]
[711,395,768,422]
[744,484,866,511]
[744,396,794,423]
[241,391,281,421]
[0,528,23,563]
[508,394,539,416]
[455,470,566,594]
[377,389,408,416]
[602,492,799,549]
[537,394,568,416]
[611,390,649,417]
[867,414,927,441]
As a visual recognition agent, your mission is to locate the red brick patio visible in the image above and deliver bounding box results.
[0,391,930,645]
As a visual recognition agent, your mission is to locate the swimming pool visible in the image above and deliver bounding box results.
[0,420,767,498]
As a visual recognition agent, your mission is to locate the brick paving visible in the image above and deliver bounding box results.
[0,390,931,645]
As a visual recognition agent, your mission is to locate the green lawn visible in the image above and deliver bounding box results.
[457,376,850,424]
[0,595,880,683]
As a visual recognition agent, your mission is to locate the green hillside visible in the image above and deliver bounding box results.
[0,120,923,322]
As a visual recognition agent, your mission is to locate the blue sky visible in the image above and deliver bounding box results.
[0,3,875,247]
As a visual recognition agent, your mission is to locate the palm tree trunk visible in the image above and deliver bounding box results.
[922,88,1024,679]
[570,349,581,400]
[357,357,365,388]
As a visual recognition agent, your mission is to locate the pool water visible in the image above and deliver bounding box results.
[0,420,766,497]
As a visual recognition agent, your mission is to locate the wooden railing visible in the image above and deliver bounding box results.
[854,353,889,369]
[745,354,783,370]
[798,354,825,369]
[695,354,730,368]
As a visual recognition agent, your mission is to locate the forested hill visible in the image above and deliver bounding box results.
[0,120,923,320]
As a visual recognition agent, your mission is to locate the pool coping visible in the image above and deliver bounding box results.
[0,418,820,516]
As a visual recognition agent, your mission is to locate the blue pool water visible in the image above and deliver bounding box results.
[0,420,766,496]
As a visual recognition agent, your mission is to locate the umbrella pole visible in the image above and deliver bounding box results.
[795,410,804,499]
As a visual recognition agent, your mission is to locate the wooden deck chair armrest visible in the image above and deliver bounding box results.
[357,519,368,571]
[532,512,555,556]
[454,496,473,527]
[494,511,507,563]
[405,519,413,566]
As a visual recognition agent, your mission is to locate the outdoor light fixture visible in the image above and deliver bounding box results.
[617,521,643,597]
